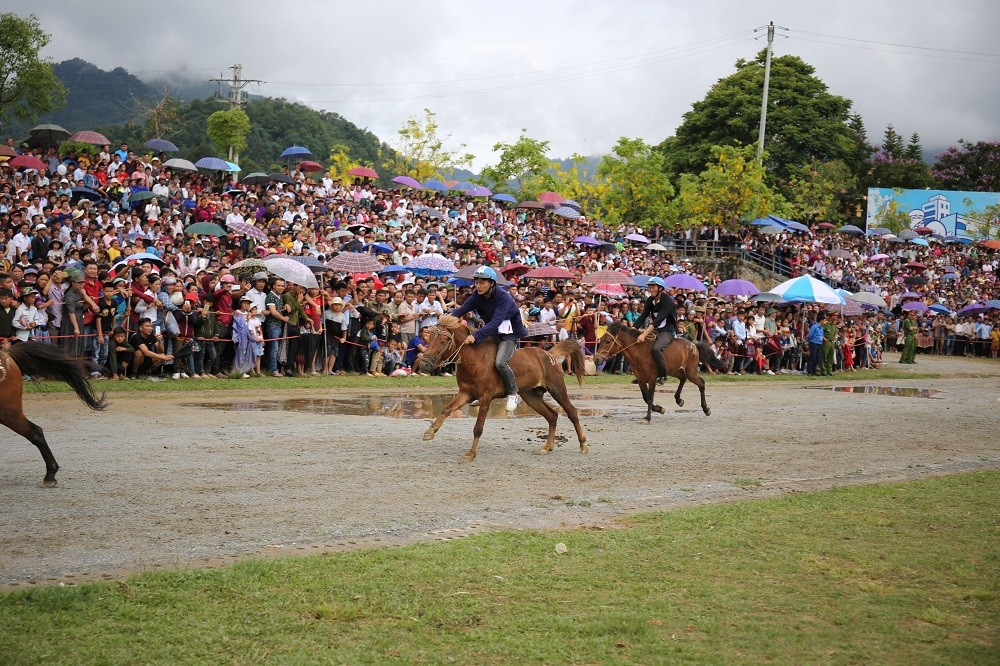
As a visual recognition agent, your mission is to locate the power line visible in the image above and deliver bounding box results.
[787,28,1000,58]
[786,35,1000,64]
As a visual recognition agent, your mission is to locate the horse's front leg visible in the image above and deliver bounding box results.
[464,398,492,462]
[423,392,472,441]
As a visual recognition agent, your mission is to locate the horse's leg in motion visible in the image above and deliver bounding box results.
[673,373,686,407]
[423,392,472,441]
[464,398,493,462]
[544,385,589,454]
[520,389,559,454]
[3,411,59,487]
[690,368,711,416]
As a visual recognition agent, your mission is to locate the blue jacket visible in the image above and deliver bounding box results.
[807,322,824,344]
[450,286,527,344]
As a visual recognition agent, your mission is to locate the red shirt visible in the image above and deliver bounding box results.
[215,290,234,326]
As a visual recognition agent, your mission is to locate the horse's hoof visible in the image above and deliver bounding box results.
[537,446,553,455]
[422,430,435,441]
[704,407,711,416]
[41,479,57,488]
[655,405,665,414]
[461,453,476,463]
[579,443,589,454]
[677,398,685,407]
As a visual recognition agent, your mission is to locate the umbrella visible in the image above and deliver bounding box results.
[125,252,165,265]
[499,263,530,278]
[979,239,1000,250]
[553,206,581,219]
[758,225,784,234]
[70,130,111,145]
[280,145,312,159]
[836,299,864,316]
[378,264,409,275]
[646,243,668,252]
[443,180,459,188]
[347,166,378,179]
[144,138,178,152]
[265,254,325,271]
[828,248,853,260]
[450,265,511,286]
[902,301,928,312]
[573,235,601,246]
[365,242,394,254]
[868,227,891,236]
[492,193,517,203]
[664,274,707,292]
[777,218,812,234]
[837,224,865,235]
[769,275,842,304]
[867,254,889,262]
[230,258,270,280]
[330,229,355,239]
[905,261,927,271]
[0,145,16,158]
[750,217,775,226]
[957,304,988,317]
[452,181,476,191]
[127,190,158,202]
[628,275,651,288]
[516,201,544,209]
[228,221,269,242]
[910,237,929,247]
[184,222,227,237]
[752,292,786,303]
[162,158,197,171]
[297,160,324,172]
[264,257,319,288]
[625,233,650,244]
[468,186,492,197]
[847,292,887,308]
[940,265,959,273]
[898,229,919,240]
[560,199,583,212]
[525,322,558,337]
[392,175,423,189]
[195,157,230,171]
[914,226,934,235]
[580,271,636,286]
[224,160,241,172]
[408,253,457,277]
[985,300,1000,310]
[714,279,760,297]
[27,123,70,145]
[940,273,959,280]
[928,304,953,315]
[70,187,102,201]
[422,179,449,192]
[327,252,384,273]
[904,275,928,286]
[816,222,836,229]
[592,283,626,297]
[346,223,371,234]
[8,155,45,171]
[241,172,270,185]
[268,173,295,184]
[537,191,564,203]
[521,266,574,280]
[899,291,921,300]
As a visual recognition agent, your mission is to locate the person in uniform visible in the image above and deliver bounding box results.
[820,311,839,376]
[900,309,919,363]
[634,276,678,381]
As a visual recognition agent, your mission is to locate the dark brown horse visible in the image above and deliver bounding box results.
[595,323,725,422]
[420,315,588,461]
[1,342,108,486]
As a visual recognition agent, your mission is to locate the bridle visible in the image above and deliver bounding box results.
[423,326,467,368]
[599,329,645,360]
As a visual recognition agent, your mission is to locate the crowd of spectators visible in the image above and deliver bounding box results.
[1,135,997,381]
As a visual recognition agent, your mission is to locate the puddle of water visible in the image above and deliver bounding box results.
[184,394,629,419]
[806,386,942,399]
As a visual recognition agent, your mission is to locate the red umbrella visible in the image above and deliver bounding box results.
[8,155,45,171]
[537,191,564,204]
[0,145,17,158]
[70,130,111,145]
[816,222,836,230]
[914,226,934,235]
[516,201,544,209]
[347,166,378,179]
[980,239,1000,250]
[580,270,636,286]
[905,261,927,271]
[298,160,324,172]
[499,262,529,277]
[521,266,574,280]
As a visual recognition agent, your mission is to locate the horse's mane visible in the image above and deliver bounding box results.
[438,314,469,334]
[608,321,639,337]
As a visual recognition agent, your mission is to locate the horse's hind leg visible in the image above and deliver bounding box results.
[4,411,59,487]
[673,374,686,407]
[547,385,588,453]
[423,392,472,441]
[691,371,711,416]
[521,390,559,454]
[464,399,492,462]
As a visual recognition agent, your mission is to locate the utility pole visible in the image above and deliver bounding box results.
[754,21,786,166]
[209,64,264,161]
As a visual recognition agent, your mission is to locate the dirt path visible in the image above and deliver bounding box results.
[2,355,999,588]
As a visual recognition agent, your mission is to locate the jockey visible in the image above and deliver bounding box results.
[449,266,527,411]
[634,276,678,381]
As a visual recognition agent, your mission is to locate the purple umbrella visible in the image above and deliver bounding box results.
[468,185,492,197]
[624,233,650,244]
[713,279,760,297]
[573,235,601,246]
[902,301,928,312]
[327,252,383,273]
[664,274,707,292]
[227,221,268,242]
[899,291,922,300]
[957,303,988,317]
[391,175,423,189]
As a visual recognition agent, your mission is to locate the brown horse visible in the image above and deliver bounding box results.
[1,342,108,486]
[595,323,725,422]
[419,315,588,461]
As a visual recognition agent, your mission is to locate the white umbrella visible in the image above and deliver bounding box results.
[162,158,197,171]
[769,275,842,304]
[847,291,888,308]
[265,257,319,289]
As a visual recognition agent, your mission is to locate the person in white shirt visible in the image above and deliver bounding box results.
[13,289,40,341]
[225,206,245,228]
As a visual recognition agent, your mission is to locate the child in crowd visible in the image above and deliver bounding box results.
[247,302,264,377]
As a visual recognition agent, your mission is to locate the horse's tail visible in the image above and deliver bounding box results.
[695,340,726,372]
[8,342,108,411]
[549,339,585,386]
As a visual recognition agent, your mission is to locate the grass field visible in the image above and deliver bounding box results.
[2,473,996,665]
[21,367,940,395]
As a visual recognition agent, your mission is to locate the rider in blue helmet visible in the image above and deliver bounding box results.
[449,266,527,411]
[634,276,678,382]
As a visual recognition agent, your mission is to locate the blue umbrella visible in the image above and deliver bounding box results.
[195,157,230,171]
[126,252,165,265]
[957,303,988,317]
[492,193,517,203]
[750,217,775,226]
[422,179,449,192]
[985,300,1000,310]
[280,145,312,159]
[378,264,409,274]
[365,242,394,254]
[928,304,953,315]
[910,237,929,246]
[769,275,842,304]
[941,273,959,280]
[631,275,652,287]
[144,138,178,152]
[769,215,812,233]
[554,206,581,219]
[224,160,241,172]
[452,181,476,191]
[837,224,865,235]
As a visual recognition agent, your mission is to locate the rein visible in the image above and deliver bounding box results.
[426,327,466,368]
[609,331,647,357]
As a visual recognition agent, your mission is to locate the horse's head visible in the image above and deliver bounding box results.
[594,322,634,364]
[420,314,468,372]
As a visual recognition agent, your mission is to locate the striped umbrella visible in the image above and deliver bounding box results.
[591,283,626,297]
[769,275,842,304]
[70,130,111,145]
[580,271,636,286]
[326,252,383,273]
[228,221,268,242]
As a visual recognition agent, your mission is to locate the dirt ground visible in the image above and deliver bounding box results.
[2,355,999,588]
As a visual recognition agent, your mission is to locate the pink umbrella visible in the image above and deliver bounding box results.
[327,252,383,273]
[867,254,890,262]
[591,283,626,297]
[227,221,268,242]
[297,160,324,172]
[521,266,574,280]
[347,166,378,179]
[70,130,111,145]
[8,155,45,171]
[537,191,564,204]
[580,270,636,286]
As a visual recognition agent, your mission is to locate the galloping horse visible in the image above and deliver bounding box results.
[420,315,588,461]
[1,342,108,486]
[595,322,725,422]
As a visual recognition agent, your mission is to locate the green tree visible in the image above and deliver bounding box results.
[962,198,1000,240]
[0,13,67,127]
[659,52,854,185]
[881,124,905,159]
[872,188,912,234]
[548,154,611,219]
[903,132,923,161]
[673,144,775,230]
[326,144,355,181]
[870,127,934,190]
[206,107,251,162]
[378,108,474,182]
[597,137,674,230]
[479,130,558,196]
[932,140,1000,192]
[784,159,857,225]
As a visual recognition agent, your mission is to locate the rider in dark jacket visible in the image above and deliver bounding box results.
[634,276,678,380]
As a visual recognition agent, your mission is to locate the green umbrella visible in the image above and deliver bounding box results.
[128,191,158,202]
[184,222,228,237]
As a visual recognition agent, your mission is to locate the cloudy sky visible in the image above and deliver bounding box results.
[10,0,1000,168]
